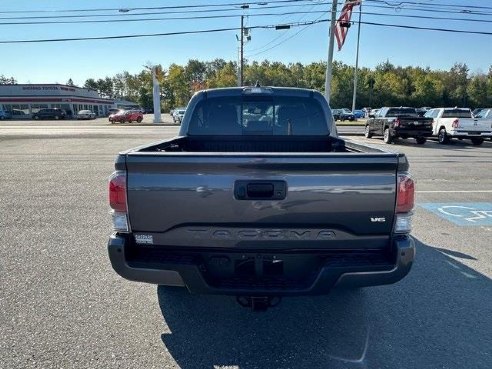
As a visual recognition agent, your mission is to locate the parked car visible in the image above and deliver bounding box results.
[109,109,143,124]
[0,109,12,120]
[108,108,120,117]
[415,107,430,117]
[353,109,365,119]
[172,107,186,124]
[365,107,433,144]
[32,108,66,120]
[425,107,492,145]
[107,86,416,310]
[332,108,355,121]
[76,110,96,120]
[369,108,380,118]
[11,109,27,117]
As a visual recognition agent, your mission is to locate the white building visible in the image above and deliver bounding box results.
[0,84,115,118]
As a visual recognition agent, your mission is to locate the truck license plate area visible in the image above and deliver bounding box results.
[204,253,321,290]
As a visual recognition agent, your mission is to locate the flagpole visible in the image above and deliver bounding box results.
[351,2,362,113]
[324,0,338,104]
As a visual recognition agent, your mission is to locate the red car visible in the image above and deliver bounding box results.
[109,109,143,124]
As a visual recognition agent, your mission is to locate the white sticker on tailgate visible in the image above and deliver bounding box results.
[135,234,154,245]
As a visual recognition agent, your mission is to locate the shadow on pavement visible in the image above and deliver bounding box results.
[157,238,491,369]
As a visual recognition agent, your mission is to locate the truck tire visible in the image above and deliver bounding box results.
[416,137,426,145]
[383,128,392,144]
[364,125,373,138]
[471,138,484,146]
[438,128,449,144]
[137,117,143,123]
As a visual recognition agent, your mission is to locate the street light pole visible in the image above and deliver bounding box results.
[152,66,161,123]
[351,3,362,113]
[324,0,338,104]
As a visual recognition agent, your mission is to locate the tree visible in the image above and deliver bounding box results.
[467,74,488,108]
[84,78,98,91]
[165,64,189,107]
[66,78,74,86]
[207,62,237,88]
[0,75,17,84]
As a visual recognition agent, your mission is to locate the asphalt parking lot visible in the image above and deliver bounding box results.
[0,122,491,369]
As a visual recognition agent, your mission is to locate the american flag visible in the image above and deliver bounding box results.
[334,0,361,51]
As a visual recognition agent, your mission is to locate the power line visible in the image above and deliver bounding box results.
[365,0,492,11]
[1,17,491,45]
[0,0,324,18]
[2,8,492,26]
[0,20,328,44]
[0,10,337,26]
[361,20,492,35]
[246,12,328,57]
[0,0,320,14]
[246,1,324,53]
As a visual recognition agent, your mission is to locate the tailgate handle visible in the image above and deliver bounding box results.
[235,180,287,200]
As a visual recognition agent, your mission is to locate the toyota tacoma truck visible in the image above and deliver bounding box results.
[108,86,415,309]
[365,107,433,144]
[425,107,492,145]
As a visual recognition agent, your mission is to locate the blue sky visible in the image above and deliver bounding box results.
[1,0,491,86]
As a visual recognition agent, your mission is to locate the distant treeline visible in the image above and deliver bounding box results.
[74,59,490,110]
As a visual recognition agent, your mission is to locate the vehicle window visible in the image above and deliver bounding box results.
[424,110,433,118]
[188,96,328,136]
[442,109,472,118]
[386,108,417,116]
[476,109,490,118]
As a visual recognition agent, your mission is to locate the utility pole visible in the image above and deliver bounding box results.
[240,14,244,86]
[351,2,362,112]
[324,0,338,104]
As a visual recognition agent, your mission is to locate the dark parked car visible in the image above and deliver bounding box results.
[32,108,66,120]
[0,110,12,120]
[332,108,355,121]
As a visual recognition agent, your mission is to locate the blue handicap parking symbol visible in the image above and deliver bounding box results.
[420,203,492,226]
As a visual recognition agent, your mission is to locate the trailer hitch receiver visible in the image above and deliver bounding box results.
[236,296,282,311]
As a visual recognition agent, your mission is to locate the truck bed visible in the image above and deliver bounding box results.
[137,135,346,153]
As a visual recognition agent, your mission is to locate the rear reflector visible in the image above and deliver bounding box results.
[109,171,127,212]
[111,210,129,232]
[394,213,413,233]
[396,173,415,213]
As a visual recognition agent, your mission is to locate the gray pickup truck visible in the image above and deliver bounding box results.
[108,86,415,309]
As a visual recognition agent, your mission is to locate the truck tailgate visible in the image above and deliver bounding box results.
[125,153,399,250]
[455,118,491,132]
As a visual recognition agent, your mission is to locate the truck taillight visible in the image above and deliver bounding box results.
[452,119,460,128]
[394,173,414,234]
[396,173,414,213]
[109,171,127,211]
[394,118,401,127]
[109,171,129,232]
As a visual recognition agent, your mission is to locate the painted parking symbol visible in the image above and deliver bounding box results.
[420,203,492,226]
